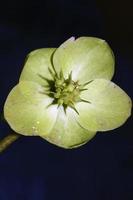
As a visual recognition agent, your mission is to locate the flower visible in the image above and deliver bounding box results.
[4,37,132,148]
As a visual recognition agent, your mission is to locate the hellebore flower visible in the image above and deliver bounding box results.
[4,37,132,148]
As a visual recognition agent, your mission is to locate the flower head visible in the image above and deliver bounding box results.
[4,37,132,148]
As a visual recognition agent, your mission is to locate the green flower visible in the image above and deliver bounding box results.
[4,37,132,148]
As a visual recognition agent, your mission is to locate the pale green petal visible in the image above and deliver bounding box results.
[53,37,114,83]
[20,48,56,86]
[41,106,96,149]
[4,81,58,136]
[75,79,132,131]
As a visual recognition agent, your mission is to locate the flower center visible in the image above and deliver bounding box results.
[40,69,91,114]
[54,75,80,108]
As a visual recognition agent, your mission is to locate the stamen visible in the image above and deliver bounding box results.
[80,99,91,104]
[59,70,64,79]
[79,88,88,92]
[48,67,56,80]
[68,71,72,82]
[69,105,79,115]
[82,80,93,87]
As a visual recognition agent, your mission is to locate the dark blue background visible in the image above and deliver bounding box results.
[0,1,133,199]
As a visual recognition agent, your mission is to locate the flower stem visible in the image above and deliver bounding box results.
[0,133,20,153]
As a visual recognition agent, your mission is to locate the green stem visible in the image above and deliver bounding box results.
[0,133,20,153]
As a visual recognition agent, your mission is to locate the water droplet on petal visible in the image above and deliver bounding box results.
[58,135,61,140]
[32,126,38,135]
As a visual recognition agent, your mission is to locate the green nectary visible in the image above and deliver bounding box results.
[4,37,132,149]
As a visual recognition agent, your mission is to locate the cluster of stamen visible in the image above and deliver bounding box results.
[54,72,81,112]
[40,68,91,114]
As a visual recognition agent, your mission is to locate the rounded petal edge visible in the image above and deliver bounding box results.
[75,79,132,132]
[20,48,56,86]
[53,37,115,83]
[4,81,58,136]
[41,107,96,149]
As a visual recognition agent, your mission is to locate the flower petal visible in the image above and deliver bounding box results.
[41,106,96,149]
[20,48,56,86]
[4,81,58,136]
[53,37,114,83]
[75,79,132,131]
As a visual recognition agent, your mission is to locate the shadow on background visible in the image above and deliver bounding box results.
[0,0,133,200]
